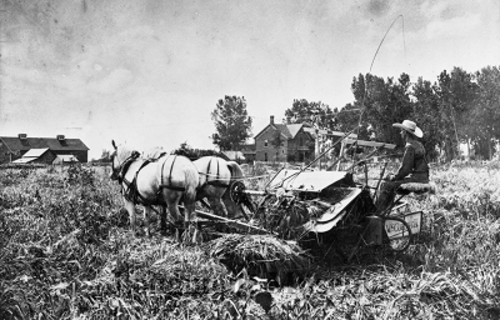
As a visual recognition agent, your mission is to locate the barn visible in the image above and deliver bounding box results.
[0,134,89,165]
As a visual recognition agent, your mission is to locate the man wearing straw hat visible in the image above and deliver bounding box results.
[375,120,429,213]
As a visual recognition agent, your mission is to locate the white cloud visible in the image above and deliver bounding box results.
[88,68,135,94]
[424,14,481,40]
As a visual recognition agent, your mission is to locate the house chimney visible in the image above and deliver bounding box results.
[270,115,274,125]
[57,134,65,141]
[18,133,27,139]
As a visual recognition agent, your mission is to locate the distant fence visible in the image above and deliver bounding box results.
[0,162,112,171]
[0,163,47,170]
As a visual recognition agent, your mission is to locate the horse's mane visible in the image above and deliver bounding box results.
[144,147,168,161]
[115,144,140,163]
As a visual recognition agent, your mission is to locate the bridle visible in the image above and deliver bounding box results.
[110,149,140,183]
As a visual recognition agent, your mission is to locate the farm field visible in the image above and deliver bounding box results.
[1,163,500,319]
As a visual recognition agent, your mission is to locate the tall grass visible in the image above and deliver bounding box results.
[1,163,500,319]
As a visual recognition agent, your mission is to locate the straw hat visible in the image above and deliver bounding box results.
[392,120,423,138]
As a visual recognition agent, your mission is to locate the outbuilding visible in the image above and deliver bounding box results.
[52,154,80,165]
[0,134,89,164]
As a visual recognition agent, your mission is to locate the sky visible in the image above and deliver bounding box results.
[1,0,499,160]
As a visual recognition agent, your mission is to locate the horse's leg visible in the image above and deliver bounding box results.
[184,196,197,223]
[222,188,244,220]
[163,190,184,225]
[160,206,168,235]
[123,198,136,230]
[182,195,198,244]
[143,206,152,237]
[207,194,228,217]
[165,193,191,243]
[168,189,196,229]
[202,186,227,217]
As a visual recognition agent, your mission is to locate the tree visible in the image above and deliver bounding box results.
[172,141,226,161]
[211,96,253,151]
[412,77,443,161]
[350,73,413,144]
[332,103,363,135]
[95,149,112,163]
[284,99,336,130]
[470,66,500,159]
[434,68,478,161]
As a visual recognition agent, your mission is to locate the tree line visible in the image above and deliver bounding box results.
[211,65,500,162]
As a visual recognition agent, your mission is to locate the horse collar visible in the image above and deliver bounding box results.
[118,152,140,184]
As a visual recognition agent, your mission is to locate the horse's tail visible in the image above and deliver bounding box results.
[183,162,199,205]
[226,161,244,183]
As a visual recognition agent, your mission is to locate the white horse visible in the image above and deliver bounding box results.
[110,140,199,233]
[193,156,249,219]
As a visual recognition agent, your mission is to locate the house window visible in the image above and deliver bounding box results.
[264,140,268,147]
[264,153,268,161]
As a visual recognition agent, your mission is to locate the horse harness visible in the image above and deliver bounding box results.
[116,154,185,206]
[202,157,230,188]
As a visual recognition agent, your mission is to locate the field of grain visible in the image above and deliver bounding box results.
[1,163,500,319]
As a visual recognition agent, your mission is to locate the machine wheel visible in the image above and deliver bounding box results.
[229,181,247,204]
[229,181,256,215]
[383,216,412,252]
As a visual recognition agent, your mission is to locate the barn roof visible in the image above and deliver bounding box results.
[12,148,51,164]
[23,148,50,158]
[0,136,89,152]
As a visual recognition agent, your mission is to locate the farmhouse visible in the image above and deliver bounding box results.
[254,116,315,162]
[253,115,365,164]
[0,134,89,164]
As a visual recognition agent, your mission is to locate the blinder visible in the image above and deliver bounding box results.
[111,150,141,182]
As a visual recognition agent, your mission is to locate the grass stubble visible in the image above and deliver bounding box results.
[1,162,500,319]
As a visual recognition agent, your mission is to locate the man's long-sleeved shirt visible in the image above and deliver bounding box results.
[393,138,429,182]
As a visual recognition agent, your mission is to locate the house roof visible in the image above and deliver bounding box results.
[286,124,304,139]
[0,136,89,152]
[254,123,308,140]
